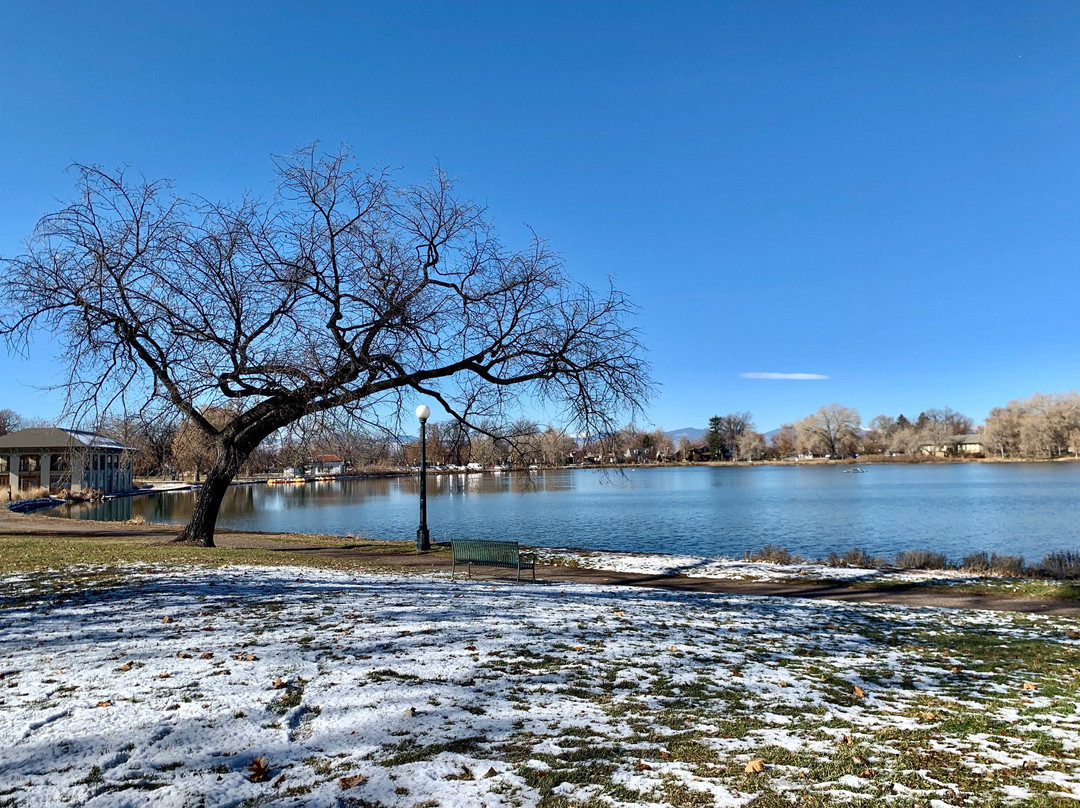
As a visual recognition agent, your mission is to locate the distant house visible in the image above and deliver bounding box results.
[310,455,345,476]
[0,428,134,496]
[624,447,655,463]
[919,434,987,458]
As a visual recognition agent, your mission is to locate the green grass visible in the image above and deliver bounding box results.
[0,532,419,575]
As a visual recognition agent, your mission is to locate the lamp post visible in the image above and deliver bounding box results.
[415,404,431,551]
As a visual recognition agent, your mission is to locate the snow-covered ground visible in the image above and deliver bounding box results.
[536,548,981,584]
[1,564,1078,807]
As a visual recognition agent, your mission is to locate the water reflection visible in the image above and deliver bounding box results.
[46,465,1080,561]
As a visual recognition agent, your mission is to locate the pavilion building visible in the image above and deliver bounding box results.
[0,428,134,497]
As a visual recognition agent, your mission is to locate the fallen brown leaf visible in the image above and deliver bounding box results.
[853,685,866,698]
[635,761,653,771]
[272,677,288,689]
[161,616,174,623]
[157,671,171,679]
[249,757,270,783]
[95,700,112,708]
[745,759,766,774]
[232,653,258,661]
[118,662,133,672]
[481,767,498,779]
[177,652,193,659]
[200,652,214,660]
[338,774,367,789]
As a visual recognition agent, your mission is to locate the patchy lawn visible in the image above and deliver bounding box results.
[0,565,1078,807]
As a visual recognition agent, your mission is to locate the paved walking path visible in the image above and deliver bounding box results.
[2,508,1078,616]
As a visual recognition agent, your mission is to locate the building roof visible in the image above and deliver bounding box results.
[0,428,131,451]
[313,454,344,463]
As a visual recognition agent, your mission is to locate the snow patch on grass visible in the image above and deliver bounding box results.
[1,564,1078,806]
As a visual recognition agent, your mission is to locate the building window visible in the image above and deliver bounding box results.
[20,455,39,473]
[50,453,70,472]
[0,456,7,473]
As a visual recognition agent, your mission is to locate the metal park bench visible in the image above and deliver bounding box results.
[450,539,537,583]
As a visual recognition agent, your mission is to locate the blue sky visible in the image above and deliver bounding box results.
[1,2,1078,432]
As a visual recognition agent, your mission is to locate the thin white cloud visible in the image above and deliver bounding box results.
[740,372,829,380]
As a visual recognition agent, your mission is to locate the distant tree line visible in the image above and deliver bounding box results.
[4,389,1079,476]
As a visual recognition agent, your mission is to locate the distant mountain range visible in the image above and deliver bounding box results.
[664,427,705,443]
[666,426,785,443]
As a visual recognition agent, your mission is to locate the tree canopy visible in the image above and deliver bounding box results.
[1,146,650,544]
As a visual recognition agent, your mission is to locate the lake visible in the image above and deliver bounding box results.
[45,463,1080,563]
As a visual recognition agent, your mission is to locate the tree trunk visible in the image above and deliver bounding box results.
[174,440,254,547]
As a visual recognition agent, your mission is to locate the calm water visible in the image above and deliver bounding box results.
[46,464,1080,562]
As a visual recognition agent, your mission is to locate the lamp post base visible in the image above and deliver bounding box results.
[416,526,430,552]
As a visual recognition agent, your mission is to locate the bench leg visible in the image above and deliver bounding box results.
[451,557,456,580]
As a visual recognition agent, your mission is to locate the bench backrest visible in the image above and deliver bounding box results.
[452,539,520,563]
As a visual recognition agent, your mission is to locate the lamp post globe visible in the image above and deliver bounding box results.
[415,404,431,551]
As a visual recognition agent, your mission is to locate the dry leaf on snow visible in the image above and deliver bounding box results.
[249,757,270,783]
[339,774,367,789]
[745,759,766,773]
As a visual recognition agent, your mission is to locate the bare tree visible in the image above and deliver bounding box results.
[538,425,575,467]
[646,428,674,461]
[102,411,178,477]
[171,407,235,482]
[1,146,649,544]
[862,414,895,455]
[0,409,21,437]
[768,423,797,458]
[982,405,1023,459]
[735,429,765,461]
[796,404,861,458]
